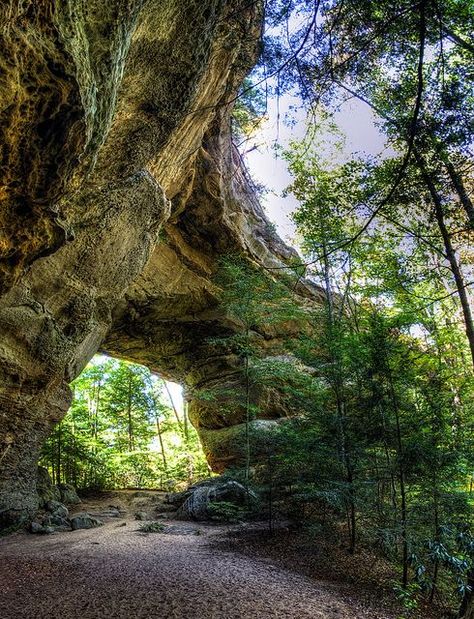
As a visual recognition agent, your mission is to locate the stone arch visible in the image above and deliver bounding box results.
[0,120,319,528]
[0,0,322,530]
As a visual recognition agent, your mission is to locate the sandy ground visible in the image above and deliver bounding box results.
[0,501,397,619]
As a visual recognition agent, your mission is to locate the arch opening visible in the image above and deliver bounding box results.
[39,355,210,497]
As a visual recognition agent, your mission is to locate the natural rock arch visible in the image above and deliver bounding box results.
[0,0,321,529]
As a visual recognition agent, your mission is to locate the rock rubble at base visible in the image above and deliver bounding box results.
[30,470,103,534]
[29,505,104,534]
[58,484,81,506]
[37,468,81,509]
[167,478,257,522]
[70,513,104,531]
[29,522,56,535]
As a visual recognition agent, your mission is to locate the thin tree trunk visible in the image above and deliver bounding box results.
[388,372,409,588]
[347,462,356,554]
[127,374,133,452]
[183,401,189,444]
[416,153,474,367]
[56,422,62,485]
[459,569,474,618]
[268,454,274,535]
[162,381,183,432]
[429,403,441,603]
[182,401,192,482]
[441,23,474,55]
[244,330,251,495]
[94,381,102,442]
[373,453,383,522]
[429,139,474,228]
[322,235,356,553]
[429,479,440,603]
[443,157,474,228]
[381,416,398,521]
[155,415,167,472]
[377,322,409,586]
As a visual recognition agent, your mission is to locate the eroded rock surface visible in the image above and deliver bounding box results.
[37,466,61,507]
[70,513,104,531]
[0,0,321,529]
[168,478,255,522]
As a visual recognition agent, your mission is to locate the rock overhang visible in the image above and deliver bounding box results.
[0,0,322,529]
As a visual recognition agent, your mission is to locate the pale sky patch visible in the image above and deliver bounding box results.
[243,93,387,243]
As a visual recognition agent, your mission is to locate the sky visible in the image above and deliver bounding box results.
[244,93,387,243]
[164,381,184,415]
[91,354,184,416]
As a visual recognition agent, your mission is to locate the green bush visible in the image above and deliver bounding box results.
[207,501,245,523]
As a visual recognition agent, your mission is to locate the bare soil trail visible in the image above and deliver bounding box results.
[0,494,398,619]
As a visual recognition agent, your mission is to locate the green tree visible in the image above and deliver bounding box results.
[281,129,474,611]
[41,358,208,491]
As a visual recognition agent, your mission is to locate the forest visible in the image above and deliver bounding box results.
[41,360,208,491]
[1,1,473,618]
[240,2,474,614]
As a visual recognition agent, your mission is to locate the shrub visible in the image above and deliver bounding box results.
[207,501,245,523]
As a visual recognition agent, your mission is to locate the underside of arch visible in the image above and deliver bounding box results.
[0,0,322,530]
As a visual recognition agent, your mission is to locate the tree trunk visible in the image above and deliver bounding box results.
[416,153,474,367]
[347,462,356,554]
[322,236,356,553]
[459,569,474,618]
[443,156,474,228]
[183,401,189,444]
[268,454,274,535]
[94,381,102,442]
[385,365,409,588]
[155,415,167,472]
[244,339,251,494]
[56,422,62,486]
[127,374,133,452]
[163,381,183,432]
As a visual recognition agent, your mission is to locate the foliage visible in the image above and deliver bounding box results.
[215,225,473,615]
[222,5,473,610]
[232,77,267,142]
[277,129,474,613]
[393,581,421,617]
[207,501,246,524]
[138,521,166,533]
[40,358,208,491]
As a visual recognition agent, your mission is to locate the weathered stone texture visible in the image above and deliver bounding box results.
[0,1,146,289]
[0,0,320,528]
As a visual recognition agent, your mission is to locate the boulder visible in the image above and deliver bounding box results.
[37,467,60,508]
[171,479,256,521]
[70,513,103,531]
[58,483,81,505]
[30,522,55,534]
[52,525,72,533]
[41,500,71,529]
[44,514,70,528]
[166,490,190,507]
[103,507,122,518]
[45,500,69,519]
[87,507,122,519]
[134,511,148,521]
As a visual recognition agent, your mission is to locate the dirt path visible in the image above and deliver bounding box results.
[0,508,396,618]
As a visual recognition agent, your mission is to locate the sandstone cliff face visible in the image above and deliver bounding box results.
[0,0,320,529]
